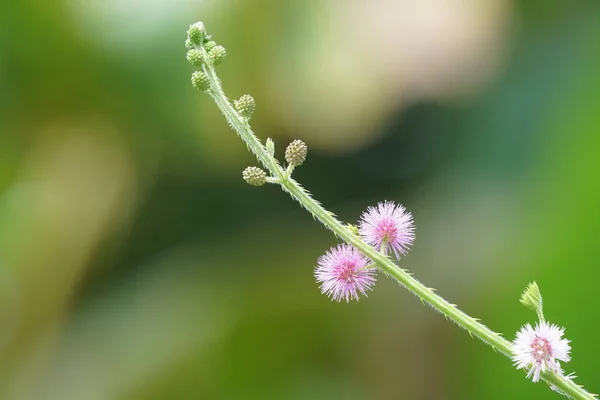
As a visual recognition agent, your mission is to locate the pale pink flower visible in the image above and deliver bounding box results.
[315,244,376,302]
[358,201,415,258]
[512,321,571,382]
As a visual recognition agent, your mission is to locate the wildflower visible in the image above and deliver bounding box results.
[512,321,571,382]
[358,201,415,258]
[315,244,376,302]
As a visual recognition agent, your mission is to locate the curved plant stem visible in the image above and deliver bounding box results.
[193,41,595,400]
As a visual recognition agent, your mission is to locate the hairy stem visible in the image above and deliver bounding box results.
[192,40,594,400]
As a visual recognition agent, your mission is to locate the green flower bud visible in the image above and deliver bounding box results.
[285,139,307,166]
[208,45,226,65]
[520,281,544,320]
[188,22,207,45]
[234,94,255,120]
[242,166,267,186]
[204,41,217,51]
[186,49,204,66]
[191,71,210,91]
[185,38,194,49]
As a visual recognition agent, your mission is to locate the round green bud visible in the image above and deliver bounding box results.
[208,45,226,65]
[204,41,217,51]
[234,94,256,120]
[191,71,210,92]
[186,49,204,66]
[188,22,207,44]
[242,166,267,186]
[285,139,307,166]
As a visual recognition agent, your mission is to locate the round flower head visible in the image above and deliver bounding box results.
[315,244,376,302]
[512,321,571,382]
[358,201,415,258]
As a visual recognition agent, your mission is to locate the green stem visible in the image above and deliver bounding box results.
[192,41,595,400]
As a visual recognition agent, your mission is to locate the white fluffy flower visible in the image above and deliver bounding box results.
[512,321,571,382]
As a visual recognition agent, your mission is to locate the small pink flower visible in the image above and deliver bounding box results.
[315,244,376,302]
[358,201,415,258]
[512,321,571,382]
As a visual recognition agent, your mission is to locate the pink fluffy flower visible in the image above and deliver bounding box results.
[358,201,415,258]
[315,244,376,302]
[512,321,571,382]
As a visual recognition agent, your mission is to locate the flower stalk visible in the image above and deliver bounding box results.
[186,22,595,400]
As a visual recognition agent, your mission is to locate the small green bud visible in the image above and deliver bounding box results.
[208,45,226,65]
[266,138,275,157]
[520,281,544,320]
[186,49,204,66]
[185,38,194,49]
[204,41,217,51]
[191,71,210,91]
[188,22,207,44]
[285,139,307,166]
[242,166,267,186]
[234,94,256,120]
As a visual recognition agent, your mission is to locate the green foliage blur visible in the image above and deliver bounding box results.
[0,1,599,399]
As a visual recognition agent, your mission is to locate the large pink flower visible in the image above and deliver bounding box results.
[358,201,415,258]
[315,244,376,302]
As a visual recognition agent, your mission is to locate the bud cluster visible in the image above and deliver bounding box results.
[186,25,306,189]
[186,21,228,92]
[187,22,207,45]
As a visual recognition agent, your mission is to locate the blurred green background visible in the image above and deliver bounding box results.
[0,0,599,399]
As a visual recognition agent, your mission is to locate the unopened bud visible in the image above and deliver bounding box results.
[187,49,204,66]
[234,94,255,120]
[204,41,217,51]
[285,139,307,166]
[191,71,210,91]
[208,45,226,65]
[188,22,207,45]
[242,166,267,186]
[520,281,544,320]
